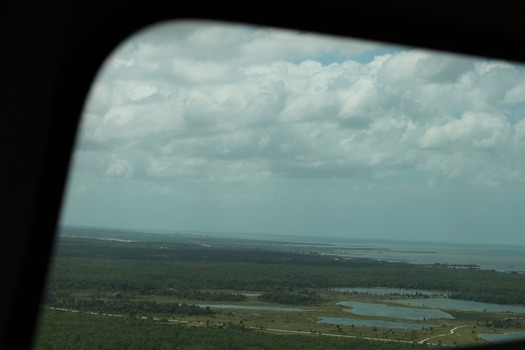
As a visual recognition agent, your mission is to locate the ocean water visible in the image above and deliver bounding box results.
[61,226,525,272]
[233,232,525,273]
[310,238,525,273]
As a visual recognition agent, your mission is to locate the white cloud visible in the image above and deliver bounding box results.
[514,119,525,144]
[419,112,512,149]
[106,157,133,177]
[73,20,525,189]
[129,84,157,101]
[505,82,525,104]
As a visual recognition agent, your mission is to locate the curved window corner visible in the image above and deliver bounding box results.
[33,20,525,350]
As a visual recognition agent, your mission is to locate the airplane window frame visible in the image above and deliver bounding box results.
[4,2,525,350]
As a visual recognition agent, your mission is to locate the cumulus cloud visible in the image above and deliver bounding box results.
[74,20,525,190]
[419,112,512,149]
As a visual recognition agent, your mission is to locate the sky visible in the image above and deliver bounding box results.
[59,20,525,245]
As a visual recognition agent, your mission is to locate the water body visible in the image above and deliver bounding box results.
[316,238,525,273]
[334,287,446,296]
[392,298,525,314]
[480,332,525,343]
[318,317,434,330]
[198,304,304,312]
[338,301,454,320]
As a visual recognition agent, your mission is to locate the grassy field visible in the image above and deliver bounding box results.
[47,286,516,347]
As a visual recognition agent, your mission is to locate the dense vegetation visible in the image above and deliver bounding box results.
[34,309,436,350]
[46,237,525,306]
[47,298,213,317]
[258,290,324,305]
[33,235,525,349]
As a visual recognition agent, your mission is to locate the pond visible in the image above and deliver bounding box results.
[391,298,525,314]
[334,287,446,297]
[318,317,434,330]
[480,332,525,343]
[338,301,454,320]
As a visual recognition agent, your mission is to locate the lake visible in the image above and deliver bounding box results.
[334,287,446,296]
[338,301,454,320]
[391,298,525,313]
[480,332,525,343]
